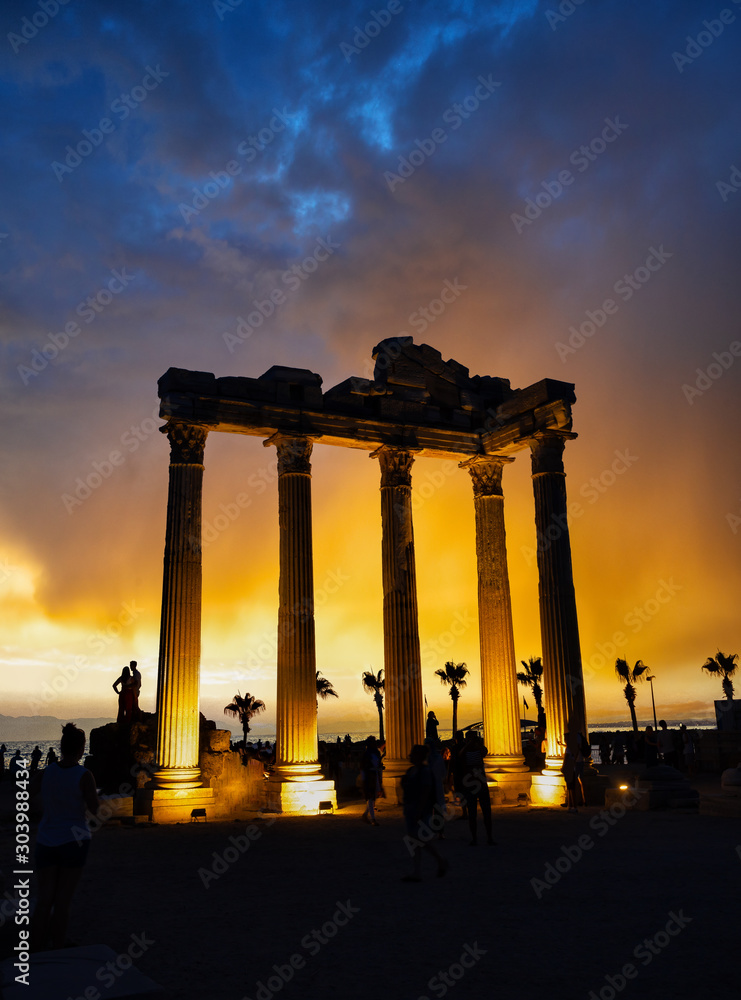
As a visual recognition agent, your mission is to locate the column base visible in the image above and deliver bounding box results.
[152,766,202,790]
[380,759,412,804]
[265,778,337,814]
[530,771,566,807]
[490,771,533,804]
[485,754,528,776]
[271,762,326,782]
[136,786,215,824]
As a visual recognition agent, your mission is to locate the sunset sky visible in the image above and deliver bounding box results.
[1,0,739,734]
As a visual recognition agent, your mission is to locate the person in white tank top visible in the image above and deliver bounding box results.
[30,723,99,951]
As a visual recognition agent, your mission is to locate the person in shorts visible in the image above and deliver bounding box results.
[30,723,99,951]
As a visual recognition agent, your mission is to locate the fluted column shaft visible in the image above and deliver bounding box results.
[462,456,526,774]
[372,446,424,776]
[268,435,322,780]
[154,422,207,789]
[530,431,587,770]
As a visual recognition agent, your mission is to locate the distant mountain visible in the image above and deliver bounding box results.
[0,714,115,741]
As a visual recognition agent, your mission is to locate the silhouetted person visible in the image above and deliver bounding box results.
[425,711,439,742]
[30,723,99,951]
[45,747,58,767]
[644,726,658,767]
[30,745,42,774]
[9,750,23,781]
[130,660,142,721]
[657,720,677,767]
[562,730,587,812]
[460,730,495,846]
[401,744,447,881]
[0,743,6,779]
[425,738,447,837]
[451,730,468,819]
[360,736,382,826]
[112,665,135,725]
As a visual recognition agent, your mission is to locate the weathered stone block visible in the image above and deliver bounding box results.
[206,729,231,752]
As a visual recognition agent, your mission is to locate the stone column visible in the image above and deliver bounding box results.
[265,434,324,783]
[461,456,528,793]
[529,431,587,783]
[153,422,208,790]
[371,446,424,780]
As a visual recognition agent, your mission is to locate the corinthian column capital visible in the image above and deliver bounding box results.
[371,446,415,487]
[163,422,208,465]
[265,434,313,475]
[529,431,577,476]
[460,455,515,498]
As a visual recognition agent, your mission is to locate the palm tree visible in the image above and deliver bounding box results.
[435,661,470,737]
[223,691,266,745]
[361,668,385,743]
[316,670,339,708]
[702,651,739,700]
[517,656,545,727]
[614,658,649,733]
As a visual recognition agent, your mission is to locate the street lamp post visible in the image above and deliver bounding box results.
[646,673,658,731]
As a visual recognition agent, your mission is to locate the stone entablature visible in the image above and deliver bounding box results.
[158,337,575,458]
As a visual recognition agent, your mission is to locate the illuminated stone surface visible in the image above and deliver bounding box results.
[264,434,331,805]
[153,422,208,791]
[462,455,528,801]
[530,430,588,781]
[372,445,424,785]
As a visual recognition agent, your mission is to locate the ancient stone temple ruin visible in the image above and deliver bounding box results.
[145,338,588,819]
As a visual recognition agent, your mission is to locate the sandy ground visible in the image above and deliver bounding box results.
[1,771,739,1000]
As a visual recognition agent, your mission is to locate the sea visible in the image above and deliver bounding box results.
[1,719,717,766]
